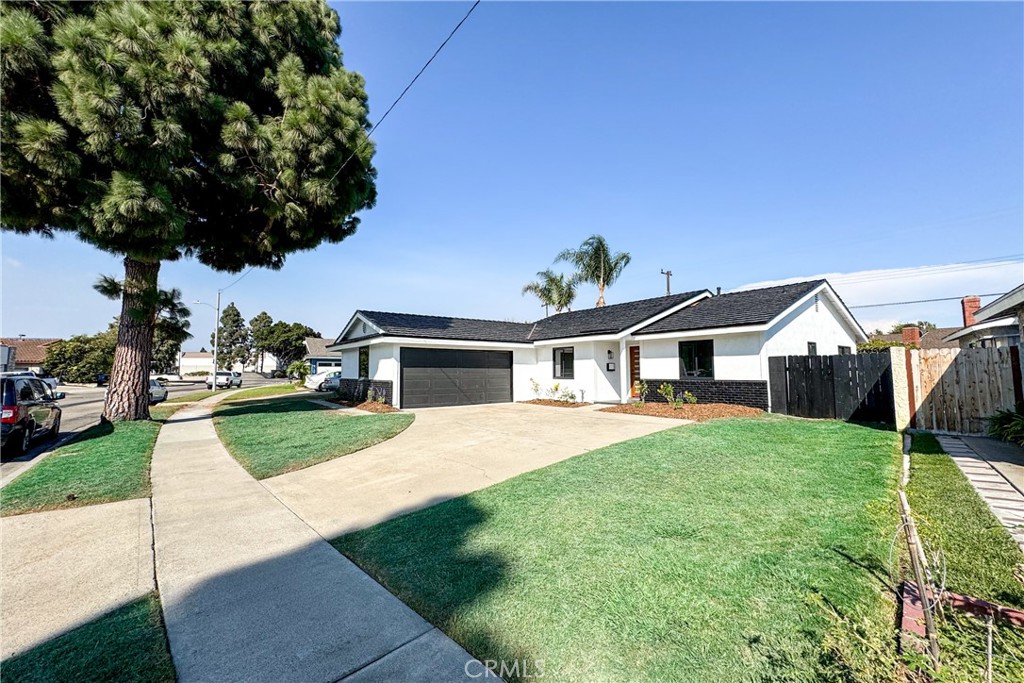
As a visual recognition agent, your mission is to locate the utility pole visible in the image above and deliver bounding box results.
[195,290,222,390]
[660,269,672,296]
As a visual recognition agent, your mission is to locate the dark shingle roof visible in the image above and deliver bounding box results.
[356,311,535,343]
[635,281,824,335]
[526,290,708,341]
[304,337,343,358]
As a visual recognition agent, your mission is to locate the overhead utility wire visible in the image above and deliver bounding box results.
[335,0,482,177]
[221,266,254,292]
[848,293,1005,309]
[831,256,1022,285]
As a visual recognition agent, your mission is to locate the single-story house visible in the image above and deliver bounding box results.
[303,337,343,374]
[327,279,866,410]
[943,288,1022,349]
[179,351,214,375]
[0,337,61,373]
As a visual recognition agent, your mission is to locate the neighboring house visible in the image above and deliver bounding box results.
[328,280,866,410]
[943,293,1021,349]
[303,337,343,374]
[869,327,960,350]
[0,337,60,373]
[179,351,214,375]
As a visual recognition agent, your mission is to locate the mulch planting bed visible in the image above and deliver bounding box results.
[327,398,401,413]
[519,400,593,409]
[600,402,764,421]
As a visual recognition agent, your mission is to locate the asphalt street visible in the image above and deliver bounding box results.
[0,374,286,485]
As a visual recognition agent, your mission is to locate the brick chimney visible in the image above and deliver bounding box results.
[961,296,982,327]
[901,326,921,346]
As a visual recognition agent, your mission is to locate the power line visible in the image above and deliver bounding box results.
[335,0,482,177]
[831,255,1023,285]
[849,293,1005,309]
[218,266,251,292]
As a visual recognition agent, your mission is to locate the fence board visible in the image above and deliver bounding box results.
[769,353,894,423]
[910,347,1019,435]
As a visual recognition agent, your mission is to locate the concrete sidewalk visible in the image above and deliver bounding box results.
[936,435,1024,551]
[150,397,481,682]
[1,499,154,658]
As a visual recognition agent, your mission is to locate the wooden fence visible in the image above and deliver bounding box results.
[909,346,1023,434]
[768,353,895,423]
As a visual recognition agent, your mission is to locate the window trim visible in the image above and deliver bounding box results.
[358,346,370,379]
[807,342,818,356]
[553,347,575,380]
[838,345,851,356]
[678,339,715,379]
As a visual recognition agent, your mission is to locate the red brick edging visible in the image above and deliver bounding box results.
[900,581,1024,637]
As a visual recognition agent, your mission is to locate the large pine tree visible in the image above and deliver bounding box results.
[1,1,376,419]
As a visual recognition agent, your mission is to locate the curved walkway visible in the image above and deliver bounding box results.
[150,396,481,682]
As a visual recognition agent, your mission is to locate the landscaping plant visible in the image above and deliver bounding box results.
[287,361,310,384]
[633,380,649,405]
[657,382,685,409]
[986,404,1024,446]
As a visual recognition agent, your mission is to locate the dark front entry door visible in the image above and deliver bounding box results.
[629,346,640,397]
[400,348,513,408]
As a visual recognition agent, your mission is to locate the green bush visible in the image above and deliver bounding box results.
[986,404,1024,446]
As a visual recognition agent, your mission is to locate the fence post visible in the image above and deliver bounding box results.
[889,347,911,431]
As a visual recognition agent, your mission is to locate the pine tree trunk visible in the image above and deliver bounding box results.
[104,257,160,421]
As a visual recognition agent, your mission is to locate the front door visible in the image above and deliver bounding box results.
[629,346,641,397]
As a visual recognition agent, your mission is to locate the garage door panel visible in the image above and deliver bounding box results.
[401,348,512,408]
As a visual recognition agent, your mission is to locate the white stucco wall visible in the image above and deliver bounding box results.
[529,341,621,403]
[763,294,858,358]
[340,348,360,379]
[637,333,763,381]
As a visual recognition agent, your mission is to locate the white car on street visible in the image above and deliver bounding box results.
[306,370,342,392]
[206,371,242,389]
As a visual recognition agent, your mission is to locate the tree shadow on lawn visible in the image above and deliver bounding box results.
[334,496,540,682]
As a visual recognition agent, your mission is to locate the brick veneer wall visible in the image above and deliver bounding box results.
[335,379,393,405]
[641,379,769,411]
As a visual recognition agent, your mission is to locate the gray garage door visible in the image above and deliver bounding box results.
[400,348,512,408]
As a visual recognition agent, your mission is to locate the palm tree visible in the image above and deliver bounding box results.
[556,235,631,307]
[522,269,577,315]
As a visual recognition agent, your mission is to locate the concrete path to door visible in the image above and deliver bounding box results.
[264,402,683,539]
[935,435,1024,551]
[150,397,482,683]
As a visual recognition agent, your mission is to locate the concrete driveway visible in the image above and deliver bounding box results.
[264,403,682,539]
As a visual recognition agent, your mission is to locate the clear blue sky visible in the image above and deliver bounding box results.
[3,1,1022,346]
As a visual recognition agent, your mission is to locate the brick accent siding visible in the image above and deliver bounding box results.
[335,379,393,405]
[641,379,769,411]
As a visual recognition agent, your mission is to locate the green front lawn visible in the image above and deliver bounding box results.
[906,433,1024,681]
[220,383,300,402]
[335,417,901,682]
[165,389,218,403]
[0,408,177,516]
[0,593,175,683]
[214,398,414,479]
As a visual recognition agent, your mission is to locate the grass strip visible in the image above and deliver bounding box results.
[0,593,175,683]
[214,398,413,479]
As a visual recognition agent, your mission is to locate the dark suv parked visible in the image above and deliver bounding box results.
[1,377,64,454]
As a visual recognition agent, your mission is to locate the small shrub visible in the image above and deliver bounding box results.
[987,404,1024,446]
[657,382,685,409]
[558,387,576,403]
[682,390,698,404]
[634,380,648,405]
[545,383,561,400]
[530,378,541,399]
[287,360,310,382]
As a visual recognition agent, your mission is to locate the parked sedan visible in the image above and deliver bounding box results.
[1,377,64,454]
[149,379,168,405]
[306,370,343,392]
